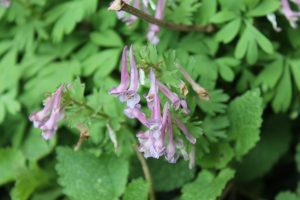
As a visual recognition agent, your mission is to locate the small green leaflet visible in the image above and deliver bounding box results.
[46,0,97,42]
[56,147,129,200]
[0,148,25,186]
[181,168,235,200]
[227,90,263,159]
[123,178,149,200]
[236,116,291,181]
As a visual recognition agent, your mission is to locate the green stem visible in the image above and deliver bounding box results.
[134,145,156,200]
[109,0,214,33]
[68,97,109,119]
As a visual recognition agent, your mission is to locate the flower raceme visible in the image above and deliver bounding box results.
[109,45,141,108]
[109,47,197,166]
[29,84,65,140]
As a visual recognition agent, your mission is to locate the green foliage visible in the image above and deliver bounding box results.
[123,178,149,200]
[227,90,263,159]
[0,0,300,199]
[236,116,291,181]
[166,0,201,25]
[148,159,195,191]
[275,191,299,200]
[56,147,129,200]
[0,148,25,186]
[181,168,235,200]
[22,128,56,161]
[10,164,49,200]
[46,0,97,42]
[197,142,234,169]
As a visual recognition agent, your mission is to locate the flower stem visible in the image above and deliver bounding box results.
[68,97,109,119]
[109,0,214,33]
[133,145,156,200]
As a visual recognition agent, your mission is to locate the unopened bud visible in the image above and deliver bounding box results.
[176,64,209,101]
[179,80,189,96]
[106,123,119,150]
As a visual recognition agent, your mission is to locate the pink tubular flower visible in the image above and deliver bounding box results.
[124,105,149,127]
[147,70,161,132]
[165,107,179,163]
[174,117,196,144]
[137,130,164,158]
[137,70,165,158]
[126,45,141,108]
[109,46,129,98]
[147,0,166,44]
[145,68,157,109]
[157,81,190,114]
[109,45,140,108]
[0,0,10,8]
[280,0,300,28]
[29,84,64,140]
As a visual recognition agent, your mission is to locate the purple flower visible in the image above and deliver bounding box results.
[147,69,161,131]
[124,105,148,127]
[281,0,300,28]
[109,45,140,108]
[174,117,196,144]
[137,131,164,158]
[0,0,10,8]
[160,102,169,138]
[164,106,179,163]
[109,46,129,98]
[125,46,140,108]
[157,81,190,114]
[137,69,165,158]
[147,0,166,44]
[145,68,157,109]
[29,84,64,140]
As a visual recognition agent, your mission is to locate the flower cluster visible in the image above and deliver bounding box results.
[280,0,300,28]
[110,0,166,44]
[29,84,65,140]
[109,45,196,166]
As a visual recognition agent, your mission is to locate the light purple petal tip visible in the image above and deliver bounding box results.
[109,46,129,95]
[174,117,196,144]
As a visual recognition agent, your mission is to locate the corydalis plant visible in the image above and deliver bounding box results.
[109,45,141,108]
[29,81,114,145]
[109,45,206,167]
[29,84,65,140]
